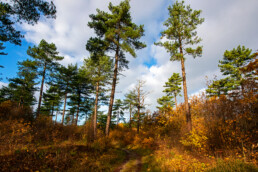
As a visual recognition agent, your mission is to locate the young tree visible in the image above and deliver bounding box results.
[157,96,174,114]
[124,90,137,128]
[218,45,253,95]
[88,0,146,136]
[163,73,182,108]
[41,85,62,119]
[206,77,234,97]
[155,1,204,131]
[68,70,92,125]
[0,0,56,54]
[7,59,38,107]
[27,39,63,116]
[55,64,78,125]
[80,55,113,138]
[113,99,125,125]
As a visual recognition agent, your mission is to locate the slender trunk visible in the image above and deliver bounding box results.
[93,81,100,139]
[18,97,21,107]
[72,112,75,125]
[55,110,58,124]
[129,104,132,128]
[106,45,119,136]
[37,63,47,117]
[51,103,54,117]
[174,93,177,109]
[179,45,191,131]
[137,88,140,134]
[61,91,67,125]
[137,106,140,134]
[75,103,80,125]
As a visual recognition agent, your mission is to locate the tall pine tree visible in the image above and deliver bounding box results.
[27,39,63,116]
[155,1,204,131]
[88,0,146,135]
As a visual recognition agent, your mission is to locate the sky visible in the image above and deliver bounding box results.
[0,0,258,115]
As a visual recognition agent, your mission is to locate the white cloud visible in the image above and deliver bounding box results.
[19,0,258,113]
[0,82,8,88]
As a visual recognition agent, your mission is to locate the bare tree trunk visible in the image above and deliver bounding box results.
[106,46,119,136]
[37,63,47,117]
[180,45,191,131]
[93,81,100,139]
[137,87,140,134]
[61,91,67,125]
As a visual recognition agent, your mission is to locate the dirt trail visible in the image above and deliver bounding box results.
[114,149,142,172]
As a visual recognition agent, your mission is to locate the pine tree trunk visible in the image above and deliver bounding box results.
[37,63,47,117]
[93,81,100,139]
[137,106,140,134]
[180,46,192,131]
[129,104,132,128]
[55,110,58,124]
[61,91,67,125]
[75,103,80,126]
[106,46,119,136]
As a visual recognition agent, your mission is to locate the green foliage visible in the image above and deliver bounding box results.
[155,0,204,61]
[0,0,56,54]
[207,46,254,97]
[157,96,174,112]
[206,77,235,97]
[113,99,125,124]
[0,59,38,107]
[163,73,182,97]
[218,45,253,92]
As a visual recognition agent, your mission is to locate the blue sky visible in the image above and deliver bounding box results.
[1,0,258,117]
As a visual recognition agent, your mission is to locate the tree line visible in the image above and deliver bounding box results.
[0,0,257,140]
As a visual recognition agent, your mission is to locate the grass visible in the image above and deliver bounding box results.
[207,160,258,172]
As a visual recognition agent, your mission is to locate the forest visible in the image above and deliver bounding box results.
[0,0,257,171]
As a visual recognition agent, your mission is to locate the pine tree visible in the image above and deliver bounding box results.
[55,64,78,125]
[163,73,182,108]
[206,77,234,97]
[0,0,56,54]
[41,85,62,120]
[88,0,146,135]
[155,1,204,131]
[218,45,253,95]
[27,39,63,116]
[7,59,38,107]
[113,99,125,125]
[68,70,92,125]
[157,96,174,114]
[124,90,137,128]
[80,55,113,138]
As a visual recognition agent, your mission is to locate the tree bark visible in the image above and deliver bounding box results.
[75,103,80,125]
[129,104,132,128]
[93,81,100,139]
[37,63,47,117]
[55,110,58,124]
[61,91,67,125]
[180,46,192,131]
[106,46,119,136]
